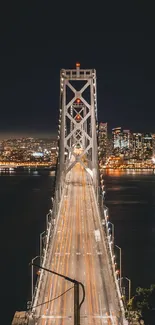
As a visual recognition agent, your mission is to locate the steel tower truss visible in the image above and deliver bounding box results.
[58,63,99,189]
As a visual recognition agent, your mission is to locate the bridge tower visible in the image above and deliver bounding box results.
[57,63,99,197]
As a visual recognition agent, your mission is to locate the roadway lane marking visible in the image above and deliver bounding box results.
[41,315,72,319]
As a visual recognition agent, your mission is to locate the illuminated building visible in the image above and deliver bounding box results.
[0,142,4,154]
[131,133,143,159]
[152,134,155,156]
[142,133,152,160]
[98,122,107,162]
[120,129,130,158]
[112,127,121,156]
[106,136,113,158]
[112,127,131,158]
[121,130,130,149]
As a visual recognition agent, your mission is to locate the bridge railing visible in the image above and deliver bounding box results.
[98,190,128,325]
[28,172,65,322]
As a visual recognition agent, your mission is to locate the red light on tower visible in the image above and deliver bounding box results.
[76,62,80,68]
[76,98,80,103]
[75,114,81,121]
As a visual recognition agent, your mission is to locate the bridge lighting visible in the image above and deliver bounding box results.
[76,62,80,68]
[75,114,81,121]
[76,98,81,103]
[36,270,41,276]
[152,157,155,163]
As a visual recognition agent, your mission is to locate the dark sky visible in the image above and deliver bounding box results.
[0,3,155,138]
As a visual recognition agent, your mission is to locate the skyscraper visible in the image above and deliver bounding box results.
[121,129,130,158]
[112,127,121,156]
[131,133,143,160]
[112,127,131,158]
[152,134,155,157]
[142,133,152,160]
[98,122,107,163]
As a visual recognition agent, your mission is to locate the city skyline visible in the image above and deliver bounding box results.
[0,122,154,140]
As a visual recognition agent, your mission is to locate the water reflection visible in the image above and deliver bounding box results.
[104,168,154,176]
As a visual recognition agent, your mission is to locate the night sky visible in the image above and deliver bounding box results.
[0,4,155,138]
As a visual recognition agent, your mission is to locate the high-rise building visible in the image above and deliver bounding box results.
[152,134,155,157]
[112,127,121,156]
[112,127,130,157]
[106,136,113,158]
[142,133,152,160]
[0,141,4,155]
[131,133,143,160]
[121,130,130,149]
[98,122,107,162]
[121,129,130,158]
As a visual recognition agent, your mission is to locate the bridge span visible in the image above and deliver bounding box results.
[12,64,127,325]
[30,163,122,324]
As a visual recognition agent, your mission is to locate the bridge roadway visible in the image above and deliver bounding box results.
[35,163,121,325]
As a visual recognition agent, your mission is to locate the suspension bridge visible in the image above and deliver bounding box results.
[12,64,128,325]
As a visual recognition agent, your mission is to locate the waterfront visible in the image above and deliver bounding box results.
[103,169,155,294]
[1,170,155,324]
[0,170,55,325]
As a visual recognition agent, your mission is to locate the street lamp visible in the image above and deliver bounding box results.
[107,221,114,246]
[125,277,131,302]
[40,231,46,265]
[30,262,85,325]
[31,256,40,302]
[115,244,122,289]
[118,277,131,302]
[46,209,52,230]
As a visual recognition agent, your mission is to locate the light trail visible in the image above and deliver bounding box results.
[34,163,121,325]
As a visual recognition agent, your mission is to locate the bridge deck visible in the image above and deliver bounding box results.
[35,163,120,324]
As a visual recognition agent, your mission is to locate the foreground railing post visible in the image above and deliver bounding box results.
[74,281,80,325]
[31,256,40,305]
